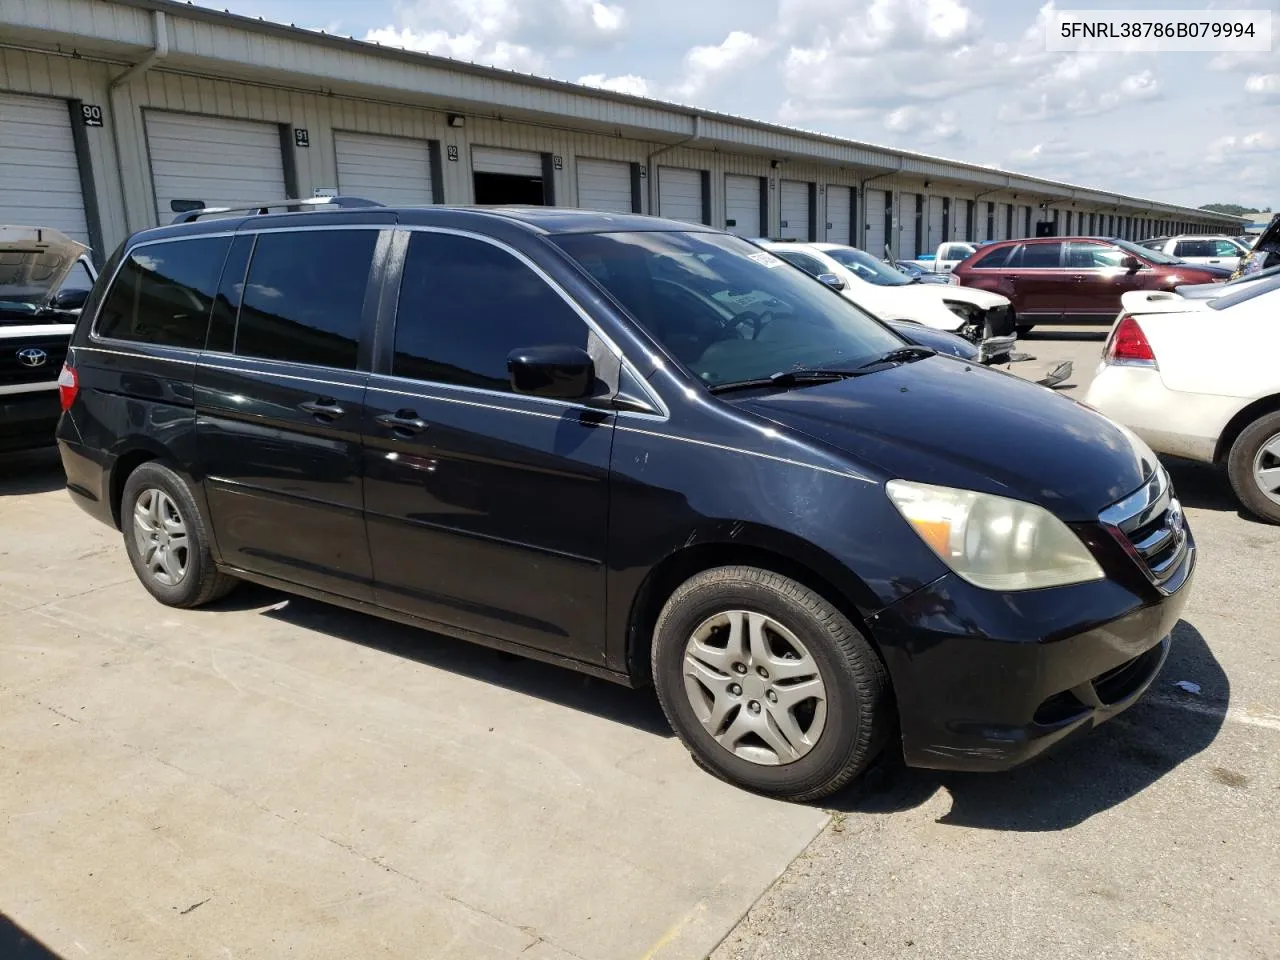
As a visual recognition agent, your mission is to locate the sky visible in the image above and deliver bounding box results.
[196,0,1278,210]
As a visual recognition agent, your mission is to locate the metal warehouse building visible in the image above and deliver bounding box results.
[0,0,1240,264]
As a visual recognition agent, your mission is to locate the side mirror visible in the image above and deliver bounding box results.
[817,273,846,291]
[507,344,595,400]
[1121,255,1142,272]
[51,287,89,313]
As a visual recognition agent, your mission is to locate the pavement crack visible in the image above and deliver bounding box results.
[178,898,210,916]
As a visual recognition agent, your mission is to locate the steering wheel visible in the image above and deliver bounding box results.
[727,309,774,340]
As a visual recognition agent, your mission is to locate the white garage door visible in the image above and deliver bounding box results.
[826,185,851,245]
[864,189,886,255]
[780,180,810,241]
[0,92,89,243]
[898,193,919,259]
[576,158,632,213]
[658,166,703,224]
[145,112,286,225]
[334,131,434,206]
[926,197,945,249]
[473,146,543,177]
[724,174,761,237]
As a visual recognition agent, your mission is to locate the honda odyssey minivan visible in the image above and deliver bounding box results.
[57,201,1194,801]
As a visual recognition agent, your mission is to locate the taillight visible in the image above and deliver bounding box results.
[58,362,78,411]
[1105,315,1156,366]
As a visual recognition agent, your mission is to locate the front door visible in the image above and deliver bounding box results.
[1061,241,1149,322]
[362,229,613,663]
[196,226,384,599]
[1005,240,1066,321]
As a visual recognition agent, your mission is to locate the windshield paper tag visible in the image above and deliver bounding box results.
[748,251,785,269]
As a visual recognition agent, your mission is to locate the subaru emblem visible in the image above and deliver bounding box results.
[16,347,48,368]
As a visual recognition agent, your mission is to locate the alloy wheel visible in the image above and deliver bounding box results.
[681,609,828,766]
[1253,432,1280,507]
[132,488,190,586]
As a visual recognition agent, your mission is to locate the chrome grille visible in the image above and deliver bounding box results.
[1099,466,1190,591]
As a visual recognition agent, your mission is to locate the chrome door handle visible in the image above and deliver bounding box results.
[298,399,346,419]
[376,410,429,434]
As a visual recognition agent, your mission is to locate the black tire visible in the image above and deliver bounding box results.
[120,461,237,607]
[1016,323,1035,336]
[1226,411,1280,524]
[651,566,889,802]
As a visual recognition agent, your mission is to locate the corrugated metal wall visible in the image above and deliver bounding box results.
[0,35,1234,255]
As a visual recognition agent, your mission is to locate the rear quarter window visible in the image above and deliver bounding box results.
[94,237,230,348]
[967,246,1013,269]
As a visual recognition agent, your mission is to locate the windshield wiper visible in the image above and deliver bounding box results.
[707,368,866,395]
[707,347,937,395]
[853,345,937,370]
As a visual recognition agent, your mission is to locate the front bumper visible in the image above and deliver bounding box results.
[0,386,60,452]
[977,334,1016,363]
[869,528,1195,772]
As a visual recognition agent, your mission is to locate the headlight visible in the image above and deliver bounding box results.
[885,480,1105,591]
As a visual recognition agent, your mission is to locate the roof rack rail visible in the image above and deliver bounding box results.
[169,196,383,224]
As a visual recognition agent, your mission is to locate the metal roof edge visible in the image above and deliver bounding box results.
[78,0,1241,223]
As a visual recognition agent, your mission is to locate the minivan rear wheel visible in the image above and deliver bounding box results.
[121,461,237,607]
[1227,410,1280,524]
[651,566,889,802]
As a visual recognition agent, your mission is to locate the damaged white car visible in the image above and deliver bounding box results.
[764,241,1017,363]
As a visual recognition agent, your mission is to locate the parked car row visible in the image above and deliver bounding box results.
[52,199,1193,801]
[952,236,1231,332]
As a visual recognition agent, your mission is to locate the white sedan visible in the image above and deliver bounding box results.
[1084,274,1280,522]
[764,242,1016,361]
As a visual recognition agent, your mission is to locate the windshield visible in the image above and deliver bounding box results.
[823,246,913,286]
[1114,238,1180,264]
[553,231,904,389]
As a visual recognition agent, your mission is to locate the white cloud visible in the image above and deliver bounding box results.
[364,0,627,73]
[364,25,545,71]
[1207,131,1278,163]
[998,67,1161,122]
[578,72,649,96]
[672,31,768,100]
[882,105,962,143]
[1245,73,1280,100]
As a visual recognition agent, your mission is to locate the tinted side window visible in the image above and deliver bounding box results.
[1174,239,1213,258]
[95,237,229,347]
[1013,242,1062,268]
[1065,242,1123,268]
[776,251,827,277]
[235,229,377,369]
[1214,239,1243,257]
[970,246,1012,269]
[393,232,589,392]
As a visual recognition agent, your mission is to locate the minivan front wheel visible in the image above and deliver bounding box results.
[651,566,889,801]
[121,462,237,607]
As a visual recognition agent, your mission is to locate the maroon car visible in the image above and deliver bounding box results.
[953,236,1229,333]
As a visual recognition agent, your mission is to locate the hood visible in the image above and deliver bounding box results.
[0,226,86,310]
[735,355,1157,521]
[844,284,967,331]
[932,285,1009,310]
[1176,263,1232,280]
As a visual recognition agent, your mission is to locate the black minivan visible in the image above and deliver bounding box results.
[57,201,1194,801]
